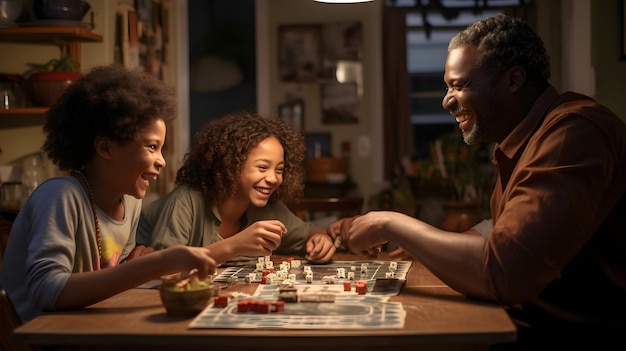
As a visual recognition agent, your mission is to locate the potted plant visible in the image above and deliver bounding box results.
[23,54,81,107]
[435,130,495,231]
[408,129,495,231]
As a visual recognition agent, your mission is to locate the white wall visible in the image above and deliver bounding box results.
[256,0,385,207]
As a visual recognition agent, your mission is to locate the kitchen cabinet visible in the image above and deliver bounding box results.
[0,26,103,129]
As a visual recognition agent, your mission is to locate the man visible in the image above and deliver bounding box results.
[333,14,626,349]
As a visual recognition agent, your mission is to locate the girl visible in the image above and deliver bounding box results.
[137,112,336,264]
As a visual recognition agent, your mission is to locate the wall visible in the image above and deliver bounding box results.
[256,0,385,208]
[591,0,626,120]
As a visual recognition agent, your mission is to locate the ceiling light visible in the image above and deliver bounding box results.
[314,0,374,3]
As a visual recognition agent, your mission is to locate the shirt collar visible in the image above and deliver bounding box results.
[497,85,560,159]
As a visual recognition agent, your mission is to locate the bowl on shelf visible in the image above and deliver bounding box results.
[33,0,90,21]
[24,71,81,107]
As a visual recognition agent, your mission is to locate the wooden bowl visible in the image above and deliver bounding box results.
[159,275,219,317]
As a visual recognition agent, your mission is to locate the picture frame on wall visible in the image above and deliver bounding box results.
[322,21,363,61]
[319,21,363,81]
[278,99,305,130]
[320,82,359,124]
[278,24,323,82]
[305,132,332,158]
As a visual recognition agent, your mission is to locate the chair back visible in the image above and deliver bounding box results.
[286,197,364,221]
[0,288,34,351]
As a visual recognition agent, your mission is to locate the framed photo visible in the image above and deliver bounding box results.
[621,0,626,59]
[278,24,322,82]
[278,99,304,130]
[320,82,359,124]
[322,22,363,61]
[305,132,332,158]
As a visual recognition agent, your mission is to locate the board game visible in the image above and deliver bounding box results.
[213,257,411,296]
[189,258,411,330]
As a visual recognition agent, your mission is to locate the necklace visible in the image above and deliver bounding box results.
[72,170,103,266]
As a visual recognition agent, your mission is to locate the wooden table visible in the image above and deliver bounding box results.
[13,252,516,350]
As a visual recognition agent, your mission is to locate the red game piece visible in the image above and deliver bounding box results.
[213,295,229,308]
[343,281,351,291]
[256,301,270,313]
[272,300,285,312]
[237,300,251,312]
[355,281,367,294]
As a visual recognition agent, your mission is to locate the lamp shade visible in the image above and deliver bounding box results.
[314,0,374,3]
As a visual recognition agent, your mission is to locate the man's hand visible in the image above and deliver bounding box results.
[327,215,359,249]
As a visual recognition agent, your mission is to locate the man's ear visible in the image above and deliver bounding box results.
[507,66,526,93]
[94,136,113,160]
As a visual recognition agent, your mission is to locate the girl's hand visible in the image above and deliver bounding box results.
[230,220,287,257]
[305,230,336,263]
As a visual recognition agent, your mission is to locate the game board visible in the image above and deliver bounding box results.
[214,258,411,296]
[188,258,410,330]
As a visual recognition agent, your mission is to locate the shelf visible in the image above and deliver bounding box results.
[0,26,104,130]
[0,109,46,128]
[0,27,102,43]
[0,26,103,64]
[0,108,47,115]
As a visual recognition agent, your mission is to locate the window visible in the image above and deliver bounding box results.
[391,0,525,158]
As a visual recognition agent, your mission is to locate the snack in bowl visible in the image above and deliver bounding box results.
[159,269,219,317]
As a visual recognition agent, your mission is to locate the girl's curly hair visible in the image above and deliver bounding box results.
[176,111,306,203]
[42,64,177,171]
[449,14,550,92]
